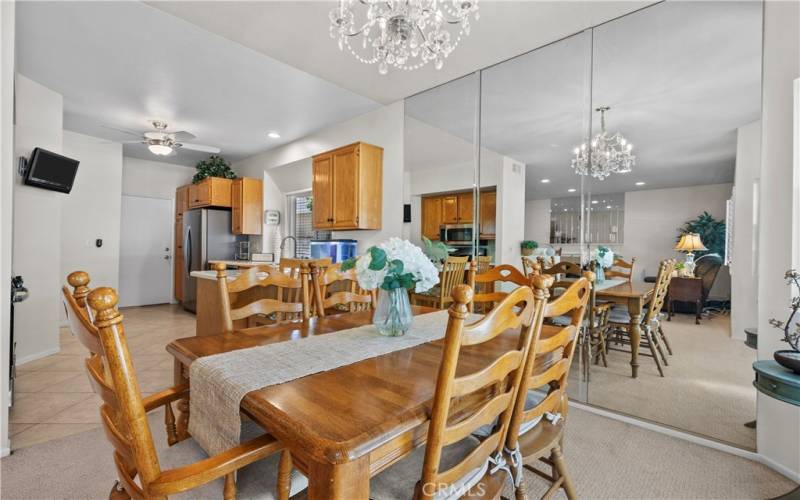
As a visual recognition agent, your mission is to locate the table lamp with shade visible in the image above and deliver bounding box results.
[674,233,707,275]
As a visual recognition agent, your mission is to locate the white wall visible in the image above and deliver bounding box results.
[756,0,800,481]
[60,132,123,309]
[730,121,761,341]
[122,156,194,200]
[233,102,405,254]
[524,199,550,249]
[495,157,526,267]
[1,0,15,458]
[12,75,63,364]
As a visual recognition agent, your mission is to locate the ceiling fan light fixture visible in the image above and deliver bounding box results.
[148,143,173,156]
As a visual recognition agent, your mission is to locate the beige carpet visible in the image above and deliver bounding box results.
[568,313,757,450]
[1,406,795,499]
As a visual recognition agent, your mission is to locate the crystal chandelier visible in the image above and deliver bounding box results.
[571,106,635,180]
[329,0,480,75]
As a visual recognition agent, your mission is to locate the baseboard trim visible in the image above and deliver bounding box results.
[570,401,761,462]
[758,454,800,483]
[0,446,10,458]
[16,346,60,366]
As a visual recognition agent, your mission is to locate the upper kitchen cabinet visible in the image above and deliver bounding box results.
[231,177,263,235]
[479,190,496,237]
[175,185,189,216]
[188,177,233,208]
[312,142,383,230]
[421,196,443,240]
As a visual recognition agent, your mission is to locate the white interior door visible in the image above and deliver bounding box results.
[119,195,173,307]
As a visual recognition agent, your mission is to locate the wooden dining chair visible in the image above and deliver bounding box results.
[310,262,375,317]
[505,275,590,500]
[541,261,581,280]
[371,284,541,499]
[215,262,310,332]
[61,283,301,500]
[65,270,94,321]
[604,257,636,282]
[467,261,532,313]
[411,256,469,309]
[521,256,542,278]
[547,269,612,382]
[607,259,676,377]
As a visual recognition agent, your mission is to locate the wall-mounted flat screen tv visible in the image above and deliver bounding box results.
[24,148,80,193]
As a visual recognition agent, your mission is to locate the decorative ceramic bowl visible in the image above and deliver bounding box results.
[774,350,800,374]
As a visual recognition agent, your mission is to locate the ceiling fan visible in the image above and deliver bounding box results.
[106,120,221,156]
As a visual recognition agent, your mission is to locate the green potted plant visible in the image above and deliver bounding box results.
[192,155,237,184]
[521,240,538,256]
[677,211,725,257]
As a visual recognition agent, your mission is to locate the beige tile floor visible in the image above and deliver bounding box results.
[10,304,196,450]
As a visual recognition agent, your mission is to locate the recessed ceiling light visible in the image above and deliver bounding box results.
[591,200,598,204]
[540,179,550,183]
[567,188,576,193]
[606,205,612,209]
[267,132,281,139]
[635,181,646,186]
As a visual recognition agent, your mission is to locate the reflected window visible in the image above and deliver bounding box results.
[550,193,624,244]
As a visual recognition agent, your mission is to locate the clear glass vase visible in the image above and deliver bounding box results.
[596,265,605,283]
[373,288,413,337]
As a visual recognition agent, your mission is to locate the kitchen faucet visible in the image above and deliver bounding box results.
[280,236,297,258]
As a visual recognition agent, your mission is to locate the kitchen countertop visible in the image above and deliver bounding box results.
[191,270,242,281]
[207,259,275,268]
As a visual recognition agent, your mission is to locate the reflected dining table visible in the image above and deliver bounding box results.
[594,281,654,378]
[167,306,564,499]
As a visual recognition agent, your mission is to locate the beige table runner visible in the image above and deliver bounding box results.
[189,309,468,455]
[595,278,626,291]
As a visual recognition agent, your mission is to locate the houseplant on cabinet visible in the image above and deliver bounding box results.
[521,240,538,256]
[192,155,237,183]
[769,269,800,373]
[343,238,439,336]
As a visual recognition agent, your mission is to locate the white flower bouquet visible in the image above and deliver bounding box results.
[342,238,440,336]
[343,237,439,293]
[592,246,615,269]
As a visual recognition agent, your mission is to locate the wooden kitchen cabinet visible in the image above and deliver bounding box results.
[441,195,459,224]
[457,192,473,223]
[188,177,232,208]
[479,190,496,237]
[312,142,383,230]
[421,196,443,240]
[175,185,189,216]
[231,178,263,235]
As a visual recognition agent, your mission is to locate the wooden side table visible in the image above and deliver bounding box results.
[667,276,703,324]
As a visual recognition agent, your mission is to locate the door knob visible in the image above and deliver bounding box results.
[164,255,171,260]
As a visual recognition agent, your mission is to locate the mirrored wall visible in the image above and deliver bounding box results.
[405,1,763,450]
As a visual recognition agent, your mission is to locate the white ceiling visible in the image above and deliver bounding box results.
[149,1,653,105]
[405,1,763,200]
[16,1,379,166]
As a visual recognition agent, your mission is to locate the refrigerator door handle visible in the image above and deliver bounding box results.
[185,227,192,274]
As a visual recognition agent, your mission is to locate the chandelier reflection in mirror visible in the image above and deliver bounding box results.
[572,106,635,180]
[329,0,480,75]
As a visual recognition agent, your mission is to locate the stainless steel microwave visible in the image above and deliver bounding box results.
[439,224,474,244]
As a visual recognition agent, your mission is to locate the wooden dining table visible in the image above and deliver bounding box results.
[167,306,561,499]
[594,281,654,378]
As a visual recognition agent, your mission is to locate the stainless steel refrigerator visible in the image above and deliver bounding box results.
[181,208,244,313]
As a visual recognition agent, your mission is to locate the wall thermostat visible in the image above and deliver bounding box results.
[264,210,281,225]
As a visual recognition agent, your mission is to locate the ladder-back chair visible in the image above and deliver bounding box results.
[411,256,469,309]
[607,259,676,377]
[467,262,532,313]
[215,262,310,332]
[521,255,542,279]
[61,283,294,500]
[310,262,375,316]
[604,257,636,282]
[541,261,581,280]
[505,275,590,499]
[371,284,542,499]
